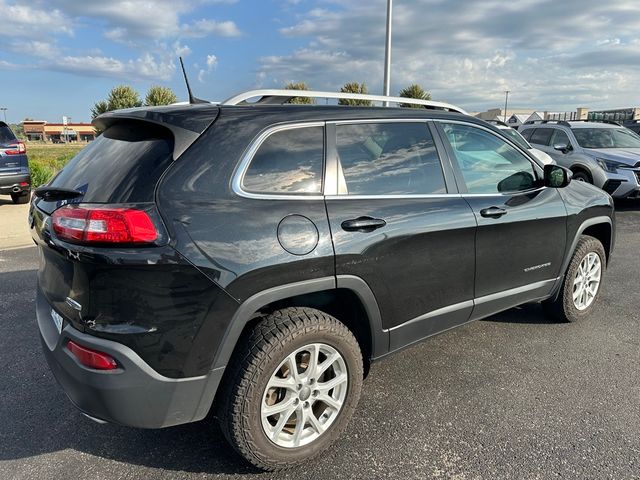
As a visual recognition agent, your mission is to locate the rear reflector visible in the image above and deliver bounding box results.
[66,340,118,370]
[52,204,158,245]
[5,142,26,155]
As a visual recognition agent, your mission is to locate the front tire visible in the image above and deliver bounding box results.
[543,235,605,322]
[571,171,591,183]
[217,307,363,471]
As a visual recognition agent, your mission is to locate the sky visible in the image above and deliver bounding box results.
[1,0,640,123]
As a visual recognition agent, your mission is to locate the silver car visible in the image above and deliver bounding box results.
[520,120,640,199]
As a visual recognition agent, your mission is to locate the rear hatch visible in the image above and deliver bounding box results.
[32,105,219,338]
[0,122,26,175]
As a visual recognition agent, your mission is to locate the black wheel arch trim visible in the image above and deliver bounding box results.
[211,275,387,372]
[549,215,613,300]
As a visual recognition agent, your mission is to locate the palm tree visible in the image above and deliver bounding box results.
[338,82,372,106]
[398,84,432,108]
[284,82,315,104]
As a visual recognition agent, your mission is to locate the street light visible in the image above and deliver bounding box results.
[383,0,393,106]
[0,107,7,123]
[504,90,510,122]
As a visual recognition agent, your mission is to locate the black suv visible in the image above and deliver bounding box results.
[31,90,615,471]
[0,121,31,203]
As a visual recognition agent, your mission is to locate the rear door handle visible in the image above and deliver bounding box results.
[480,207,507,218]
[341,216,387,232]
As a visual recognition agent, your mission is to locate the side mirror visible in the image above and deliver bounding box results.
[544,164,572,188]
[553,143,571,154]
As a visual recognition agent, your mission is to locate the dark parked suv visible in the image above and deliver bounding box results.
[0,122,31,203]
[31,90,615,470]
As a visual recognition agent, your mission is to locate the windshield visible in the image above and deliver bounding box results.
[500,128,531,150]
[571,128,640,149]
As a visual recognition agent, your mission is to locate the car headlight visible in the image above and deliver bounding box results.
[596,158,627,173]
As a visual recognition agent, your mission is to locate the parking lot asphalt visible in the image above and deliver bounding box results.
[1,204,638,480]
[0,199,32,250]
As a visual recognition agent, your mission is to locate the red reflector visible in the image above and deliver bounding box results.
[6,141,26,155]
[52,205,158,245]
[66,340,118,370]
[19,182,29,187]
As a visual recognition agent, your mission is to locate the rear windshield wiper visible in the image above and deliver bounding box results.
[34,187,83,202]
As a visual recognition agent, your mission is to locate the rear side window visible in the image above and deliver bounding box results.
[0,124,16,144]
[529,128,554,146]
[49,122,174,203]
[242,126,324,195]
[336,122,446,195]
[521,128,534,141]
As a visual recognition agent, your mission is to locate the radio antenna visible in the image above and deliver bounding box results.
[179,57,207,104]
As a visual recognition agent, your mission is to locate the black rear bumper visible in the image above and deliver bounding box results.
[37,288,223,428]
[0,172,30,195]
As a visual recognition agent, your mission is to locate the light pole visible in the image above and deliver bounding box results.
[383,0,393,106]
[0,108,7,123]
[503,90,510,122]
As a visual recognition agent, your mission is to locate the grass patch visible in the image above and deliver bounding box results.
[27,143,86,187]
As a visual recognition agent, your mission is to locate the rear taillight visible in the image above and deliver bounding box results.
[66,340,118,370]
[51,204,158,245]
[6,141,26,155]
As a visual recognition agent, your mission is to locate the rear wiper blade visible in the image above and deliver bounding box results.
[34,187,83,201]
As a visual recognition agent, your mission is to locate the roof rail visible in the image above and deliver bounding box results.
[221,89,468,114]
[570,119,622,126]
[485,119,509,127]
[523,119,572,127]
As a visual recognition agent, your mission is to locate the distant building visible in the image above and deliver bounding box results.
[506,113,530,128]
[475,108,536,123]
[587,108,640,123]
[22,120,96,142]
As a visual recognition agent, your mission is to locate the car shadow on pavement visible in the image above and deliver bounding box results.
[613,198,640,211]
[481,303,558,324]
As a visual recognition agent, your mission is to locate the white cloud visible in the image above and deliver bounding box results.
[198,54,218,82]
[46,53,175,81]
[0,1,73,38]
[181,19,241,38]
[260,0,640,111]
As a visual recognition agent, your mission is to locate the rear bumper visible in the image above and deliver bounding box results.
[0,172,31,194]
[37,288,223,428]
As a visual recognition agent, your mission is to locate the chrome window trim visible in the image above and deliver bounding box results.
[331,118,431,125]
[232,121,326,200]
[325,194,460,200]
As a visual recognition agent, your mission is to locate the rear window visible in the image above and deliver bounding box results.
[0,124,16,144]
[48,122,174,203]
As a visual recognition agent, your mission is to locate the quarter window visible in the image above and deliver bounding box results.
[242,126,324,195]
[336,122,446,195]
[442,123,537,194]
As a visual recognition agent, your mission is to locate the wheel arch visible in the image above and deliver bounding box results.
[549,216,613,301]
[211,276,387,373]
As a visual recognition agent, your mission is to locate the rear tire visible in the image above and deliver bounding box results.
[543,235,605,322]
[11,192,30,204]
[217,307,363,471]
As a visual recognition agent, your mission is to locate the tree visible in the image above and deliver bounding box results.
[91,85,142,120]
[398,83,432,108]
[338,82,372,106]
[144,86,178,106]
[284,81,315,104]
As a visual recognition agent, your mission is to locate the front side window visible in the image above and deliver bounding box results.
[552,130,571,148]
[442,123,537,194]
[571,127,640,149]
[529,128,554,146]
[242,126,324,195]
[336,122,446,195]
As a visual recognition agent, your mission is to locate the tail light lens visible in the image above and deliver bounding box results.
[66,340,118,370]
[52,204,159,245]
[5,141,26,155]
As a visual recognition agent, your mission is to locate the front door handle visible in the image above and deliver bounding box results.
[480,206,508,218]
[341,216,387,232]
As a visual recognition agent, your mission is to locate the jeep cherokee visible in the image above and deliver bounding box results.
[31,90,615,470]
